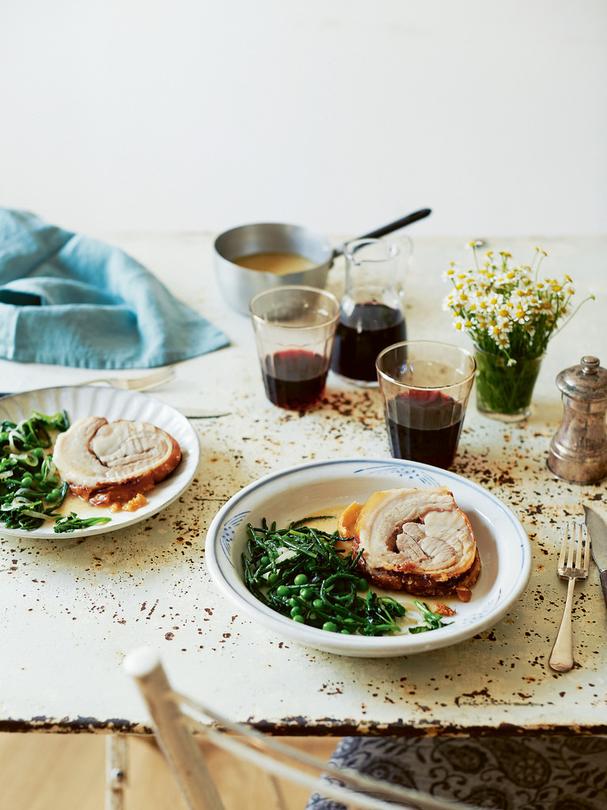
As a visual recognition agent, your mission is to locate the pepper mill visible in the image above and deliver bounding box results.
[548,355,607,484]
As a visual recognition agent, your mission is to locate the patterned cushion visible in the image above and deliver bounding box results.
[307,736,607,809]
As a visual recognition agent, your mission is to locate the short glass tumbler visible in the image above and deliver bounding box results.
[376,341,476,469]
[250,285,340,410]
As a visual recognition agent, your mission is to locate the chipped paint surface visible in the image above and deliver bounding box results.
[1,235,606,735]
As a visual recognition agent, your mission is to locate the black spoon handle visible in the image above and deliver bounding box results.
[333,208,432,258]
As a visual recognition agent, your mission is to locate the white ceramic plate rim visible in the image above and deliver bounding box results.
[0,386,200,539]
[206,458,532,655]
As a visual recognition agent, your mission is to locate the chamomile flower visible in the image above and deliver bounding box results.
[443,243,592,360]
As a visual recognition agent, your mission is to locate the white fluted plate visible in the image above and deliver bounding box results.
[0,386,199,538]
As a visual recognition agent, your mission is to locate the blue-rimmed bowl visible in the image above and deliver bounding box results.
[205,458,531,657]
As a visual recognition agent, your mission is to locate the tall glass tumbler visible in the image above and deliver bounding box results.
[376,341,476,469]
[250,286,339,410]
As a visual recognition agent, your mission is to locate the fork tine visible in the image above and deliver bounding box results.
[575,523,584,568]
[558,525,569,568]
[133,368,171,386]
[566,523,576,568]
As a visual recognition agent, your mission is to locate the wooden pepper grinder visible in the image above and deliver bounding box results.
[548,355,607,484]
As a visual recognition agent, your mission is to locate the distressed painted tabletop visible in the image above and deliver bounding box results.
[1,234,606,736]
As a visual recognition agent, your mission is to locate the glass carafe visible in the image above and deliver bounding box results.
[331,237,409,386]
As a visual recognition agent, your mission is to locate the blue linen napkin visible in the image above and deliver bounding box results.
[0,209,229,369]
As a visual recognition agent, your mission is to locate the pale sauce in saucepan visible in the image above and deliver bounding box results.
[233,252,316,275]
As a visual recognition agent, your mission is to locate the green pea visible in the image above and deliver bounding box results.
[267,572,280,585]
[276,585,289,598]
[32,448,44,458]
[300,587,314,600]
[322,621,338,633]
[308,612,317,621]
[293,573,308,586]
[358,578,369,592]
[292,614,305,623]
[288,598,299,608]
[0,432,8,443]
[312,599,324,610]
[290,607,302,618]
[340,629,350,635]
[259,555,270,566]
[21,475,33,488]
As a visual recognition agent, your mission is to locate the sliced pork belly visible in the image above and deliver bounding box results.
[53,416,182,505]
[338,487,480,600]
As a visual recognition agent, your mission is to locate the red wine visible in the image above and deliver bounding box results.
[386,389,464,469]
[331,302,406,382]
[262,350,327,410]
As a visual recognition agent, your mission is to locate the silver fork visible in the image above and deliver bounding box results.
[549,522,591,672]
[82,367,175,391]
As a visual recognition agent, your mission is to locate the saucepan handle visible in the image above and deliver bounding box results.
[332,208,431,259]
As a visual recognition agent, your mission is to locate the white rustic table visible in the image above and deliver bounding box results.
[0,234,605,737]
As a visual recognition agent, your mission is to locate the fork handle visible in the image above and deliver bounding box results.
[549,578,576,672]
[77,379,108,386]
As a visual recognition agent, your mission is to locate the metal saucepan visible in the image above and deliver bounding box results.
[213,208,431,314]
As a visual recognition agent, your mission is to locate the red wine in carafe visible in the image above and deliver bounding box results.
[331,302,406,382]
[262,350,327,409]
[386,389,464,469]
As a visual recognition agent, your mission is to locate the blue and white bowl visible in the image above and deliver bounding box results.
[205,458,531,657]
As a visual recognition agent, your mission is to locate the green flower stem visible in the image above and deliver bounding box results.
[475,351,543,416]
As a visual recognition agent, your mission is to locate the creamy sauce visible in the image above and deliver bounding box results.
[298,508,340,533]
[56,493,114,519]
[233,252,315,275]
[56,489,148,518]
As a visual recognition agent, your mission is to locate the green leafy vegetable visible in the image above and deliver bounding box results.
[408,600,453,634]
[242,520,406,636]
[0,410,111,533]
[0,410,69,452]
[0,411,71,530]
[53,512,112,534]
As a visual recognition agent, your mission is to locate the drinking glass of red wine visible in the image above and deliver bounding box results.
[250,285,340,410]
[331,237,410,386]
[376,341,476,469]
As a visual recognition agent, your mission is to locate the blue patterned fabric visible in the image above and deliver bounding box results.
[308,736,607,809]
[0,209,229,369]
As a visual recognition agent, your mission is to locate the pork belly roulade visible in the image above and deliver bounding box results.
[338,487,480,601]
[53,416,182,506]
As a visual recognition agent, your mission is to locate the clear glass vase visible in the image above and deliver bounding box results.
[474,350,544,422]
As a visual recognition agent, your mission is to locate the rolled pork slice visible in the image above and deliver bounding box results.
[53,416,182,504]
[338,487,480,599]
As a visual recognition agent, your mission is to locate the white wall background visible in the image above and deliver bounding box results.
[1,0,605,237]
